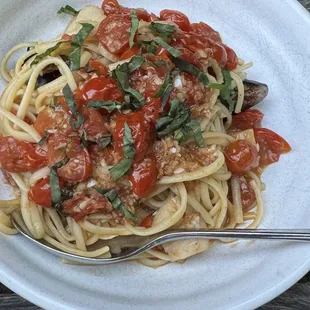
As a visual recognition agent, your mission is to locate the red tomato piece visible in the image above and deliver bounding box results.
[97,14,131,55]
[101,0,121,15]
[33,106,72,136]
[254,128,291,167]
[120,45,140,60]
[149,13,160,22]
[80,77,124,103]
[141,214,153,228]
[191,22,222,43]
[222,44,238,70]
[230,109,264,132]
[0,136,47,173]
[224,140,258,175]
[89,145,116,166]
[238,176,256,211]
[88,59,108,76]
[160,9,191,32]
[63,194,112,221]
[142,97,162,124]
[47,134,93,182]
[113,112,154,162]
[129,156,158,197]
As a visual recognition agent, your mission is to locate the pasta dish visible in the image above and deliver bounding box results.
[0,0,291,267]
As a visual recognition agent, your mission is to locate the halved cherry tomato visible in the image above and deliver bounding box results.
[113,112,154,162]
[141,214,153,228]
[97,14,131,55]
[224,140,258,175]
[230,109,264,132]
[223,44,238,70]
[160,9,191,32]
[80,77,124,103]
[101,0,121,15]
[238,176,256,211]
[63,194,112,221]
[254,128,291,167]
[34,106,72,136]
[121,7,150,21]
[142,97,162,124]
[88,59,108,76]
[47,134,93,182]
[0,136,47,173]
[149,13,160,22]
[89,145,116,165]
[120,45,140,60]
[129,156,158,197]
[191,21,222,43]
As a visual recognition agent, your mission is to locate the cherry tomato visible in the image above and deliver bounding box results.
[120,45,140,60]
[230,109,264,132]
[141,214,153,228]
[224,140,258,175]
[80,77,124,103]
[34,106,72,136]
[81,108,110,140]
[142,97,162,124]
[88,60,108,76]
[149,13,160,22]
[129,156,158,197]
[238,176,256,211]
[47,134,93,182]
[101,0,121,15]
[0,136,47,173]
[191,22,222,43]
[121,7,150,21]
[254,128,291,167]
[223,44,238,70]
[97,14,131,55]
[63,194,111,221]
[160,9,191,32]
[89,145,116,165]
[113,112,154,162]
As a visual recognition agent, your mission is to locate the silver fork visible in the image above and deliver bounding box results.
[11,210,310,265]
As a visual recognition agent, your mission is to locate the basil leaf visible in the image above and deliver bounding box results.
[62,84,84,129]
[146,44,157,54]
[58,5,80,16]
[32,42,64,65]
[70,23,94,71]
[168,98,180,118]
[129,12,139,48]
[173,58,209,85]
[109,158,133,181]
[149,22,177,37]
[38,131,49,146]
[87,100,123,113]
[174,127,190,143]
[153,37,181,58]
[94,187,115,199]
[161,84,173,108]
[98,135,112,150]
[153,62,171,98]
[123,122,134,160]
[186,120,205,148]
[128,55,145,73]
[50,158,69,205]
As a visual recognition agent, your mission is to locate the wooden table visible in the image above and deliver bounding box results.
[1,0,310,309]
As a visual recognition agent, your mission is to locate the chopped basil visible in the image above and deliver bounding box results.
[153,37,182,58]
[148,22,177,37]
[87,100,123,113]
[62,84,84,129]
[38,131,50,146]
[94,187,137,220]
[128,55,145,73]
[208,69,234,112]
[186,120,205,148]
[69,23,94,71]
[50,158,69,205]
[57,5,80,16]
[153,62,171,98]
[109,122,134,181]
[173,58,209,85]
[32,42,64,65]
[129,12,139,47]
[98,135,112,150]
[146,44,157,54]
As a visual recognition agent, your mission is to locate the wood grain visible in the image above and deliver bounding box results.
[1,1,310,309]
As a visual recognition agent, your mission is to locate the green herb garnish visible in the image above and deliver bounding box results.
[129,12,139,47]
[153,37,181,58]
[149,22,177,37]
[128,55,145,73]
[38,131,50,146]
[32,42,64,65]
[62,84,84,129]
[69,23,94,71]
[153,62,172,98]
[109,122,134,180]
[98,135,112,150]
[87,100,123,113]
[57,5,80,16]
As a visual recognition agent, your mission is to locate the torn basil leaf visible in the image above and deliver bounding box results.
[57,5,80,16]
[153,37,181,58]
[70,23,94,71]
[109,122,134,181]
[62,84,84,129]
[153,62,171,98]
[128,55,145,73]
[129,12,139,47]
[98,135,112,150]
[173,58,209,85]
[186,120,205,147]
[149,22,177,37]
[50,158,69,205]
[38,131,50,146]
[32,42,64,65]
[87,100,123,113]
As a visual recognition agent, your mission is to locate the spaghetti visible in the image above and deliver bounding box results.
[0,1,291,267]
